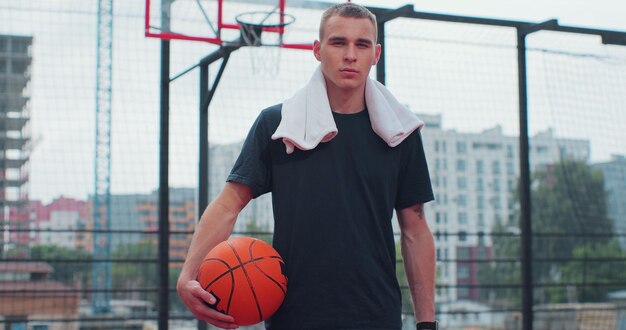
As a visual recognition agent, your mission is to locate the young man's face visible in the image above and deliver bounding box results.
[313,15,381,93]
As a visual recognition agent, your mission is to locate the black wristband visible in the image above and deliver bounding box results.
[416,321,438,330]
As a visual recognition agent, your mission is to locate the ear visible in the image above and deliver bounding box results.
[373,43,382,65]
[313,40,322,62]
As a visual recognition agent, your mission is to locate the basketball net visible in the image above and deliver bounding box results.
[236,11,295,76]
[239,30,284,76]
[250,42,283,77]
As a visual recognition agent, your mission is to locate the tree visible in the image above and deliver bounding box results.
[478,221,522,308]
[112,240,157,300]
[559,240,626,302]
[479,160,620,306]
[30,244,92,287]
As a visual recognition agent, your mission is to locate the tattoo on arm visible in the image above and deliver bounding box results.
[411,204,425,220]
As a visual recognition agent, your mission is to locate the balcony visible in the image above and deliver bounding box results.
[0,115,29,131]
[0,176,28,188]
[0,94,30,113]
[0,156,29,168]
[0,134,29,150]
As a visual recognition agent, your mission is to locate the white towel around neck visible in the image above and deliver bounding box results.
[271,66,423,154]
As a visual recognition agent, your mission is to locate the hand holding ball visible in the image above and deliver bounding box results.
[197,237,287,326]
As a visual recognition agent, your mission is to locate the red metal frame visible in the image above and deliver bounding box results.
[144,0,312,50]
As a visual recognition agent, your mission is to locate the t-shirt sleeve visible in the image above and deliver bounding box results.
[227,109,274,198]
[395,130,435,210]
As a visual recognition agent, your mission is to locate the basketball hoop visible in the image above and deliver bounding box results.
[235,11,296,76]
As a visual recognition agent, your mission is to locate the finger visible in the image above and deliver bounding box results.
[190,294,236,323]
[204,306,236,323]
[190,284,215,303]
[195,308,239,329]
[201,318,239,329]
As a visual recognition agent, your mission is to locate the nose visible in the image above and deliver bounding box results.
[344,44,357,62]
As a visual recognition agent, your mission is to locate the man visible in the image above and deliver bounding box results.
[177,3,436,329]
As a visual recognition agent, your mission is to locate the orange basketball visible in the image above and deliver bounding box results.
[197,236,287,326]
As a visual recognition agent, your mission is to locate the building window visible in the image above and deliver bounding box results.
[477,177,484,192]
[172,233,189,241]
[507,144,514,158]
[492,160,500,175]
[478,213,484,227]
[139,210,153,217]
[457,141,467,154]
[493,178,501,192]
[6,319,27,330]
[457,194,467,207]
[175,222,189,229]
[458,265,470,279]
[171,211,187,218]
[473,142,502,150]
[492,197,501,209]
[457,159,466,172]
[457,247,470,259]
[477,195,484,209]
[435,141,439,152]
[458,231,467,242]
[11,59,29,74]
[458,212,468,225]
[478,234,486,248]
[506,162,515,175]
[12,39,30,54]
[476,160,484,174]
[457,176,467,189]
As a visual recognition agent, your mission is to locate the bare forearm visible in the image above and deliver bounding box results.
[398,204,436,322]
[178,183,252,284]
[178,201,237,282]
[402,229,435,321]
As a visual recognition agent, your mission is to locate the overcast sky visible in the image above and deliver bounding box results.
[346,0,626,31]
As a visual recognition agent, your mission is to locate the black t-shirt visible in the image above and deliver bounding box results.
[228,104,434,330]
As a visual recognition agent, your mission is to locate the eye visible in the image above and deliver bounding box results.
[357,42,370,48]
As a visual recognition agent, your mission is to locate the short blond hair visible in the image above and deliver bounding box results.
[319,3,377,41]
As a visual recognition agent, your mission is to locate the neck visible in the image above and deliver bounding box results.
[325,81,366,114]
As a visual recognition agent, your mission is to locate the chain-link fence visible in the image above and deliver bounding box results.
[1,1,625,329]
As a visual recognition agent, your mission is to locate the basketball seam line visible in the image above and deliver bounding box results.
[198,258,234,315]
[252,258,287,295]
[228,239,264,323]
[201,255,280,288]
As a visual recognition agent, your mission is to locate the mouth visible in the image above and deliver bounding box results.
[340,68,358,73]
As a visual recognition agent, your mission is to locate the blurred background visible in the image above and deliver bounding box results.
[1,0,625,329]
